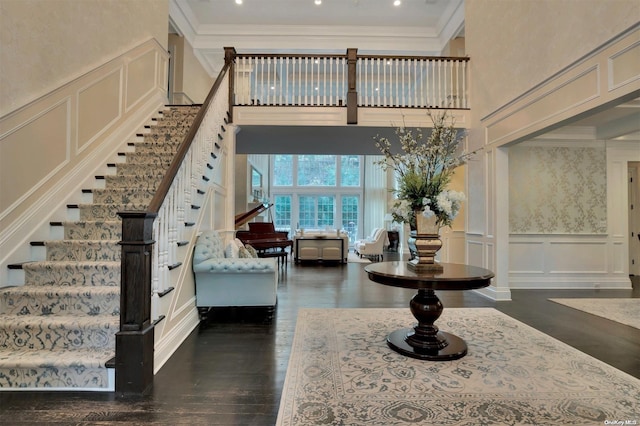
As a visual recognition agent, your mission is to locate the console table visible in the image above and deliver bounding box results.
[293,234,348,263]
[365,261,494,361]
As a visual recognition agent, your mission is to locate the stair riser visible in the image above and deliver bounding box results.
[0,366,111,389]
[90,189,155,204]
[116,163,168,176]
[133,143,179,154]
[63,221,122,240]
[0,290,119,316]
[23,264,120,287]
[124,154,175,165]
[104,175,162,189]
[0,322,117,351]
[45,241,120,262]
[78,203,149,220]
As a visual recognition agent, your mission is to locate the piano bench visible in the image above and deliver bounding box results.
[258,250,288,268]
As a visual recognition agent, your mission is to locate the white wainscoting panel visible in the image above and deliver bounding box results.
[509,241,544,273]
[509,235,630,289]
[547,241,607,273]
[467,239,484,267]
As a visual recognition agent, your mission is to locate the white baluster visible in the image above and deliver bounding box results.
[284,57,289,105]
[462,60,467,108]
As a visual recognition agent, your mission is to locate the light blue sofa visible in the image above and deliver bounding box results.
[192,230,278,318]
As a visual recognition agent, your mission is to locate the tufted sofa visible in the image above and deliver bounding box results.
[192,230,278,314]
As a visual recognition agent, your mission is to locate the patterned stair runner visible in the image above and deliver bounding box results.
[0,106,200,390]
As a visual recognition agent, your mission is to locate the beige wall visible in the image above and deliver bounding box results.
[463,1,639,297]
[466,0,639,119]
[0,0,168,117]
[182,38,215,103]
[168,34,214,104]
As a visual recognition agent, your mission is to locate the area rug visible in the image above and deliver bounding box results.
[276,308,640,425]
[549,298,640,330]
[347,251,371,263]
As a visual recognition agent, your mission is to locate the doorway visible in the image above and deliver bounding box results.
[629,162,640,278]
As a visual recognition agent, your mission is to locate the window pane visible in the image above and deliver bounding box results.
[317,196,335,227]
[341,155,360,186]
[298,196,316,228]
[341,195,359,243]
[273,155,293,186]
[274,195,292,230]
[297,155,336,186]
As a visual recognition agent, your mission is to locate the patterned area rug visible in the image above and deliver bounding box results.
[549,298,640,329]
[276,308,640,425]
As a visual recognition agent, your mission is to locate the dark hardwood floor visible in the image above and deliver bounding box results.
[1,252,639,425]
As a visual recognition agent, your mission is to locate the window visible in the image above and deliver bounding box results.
[274,195,292,229]
[340,155,360,186]
[297,155,336,186]
[341,195,359,242]
[271,155,363,243]
[273,155,293,186]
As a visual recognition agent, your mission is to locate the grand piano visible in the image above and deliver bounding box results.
[235,203,293,257]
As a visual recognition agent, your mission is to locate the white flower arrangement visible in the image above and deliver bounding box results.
[375,110,475,229]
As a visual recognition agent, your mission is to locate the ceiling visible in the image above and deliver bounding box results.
[169,0,465,73]
[168,0,640,143]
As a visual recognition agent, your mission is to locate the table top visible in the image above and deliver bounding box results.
[365,261,494,291]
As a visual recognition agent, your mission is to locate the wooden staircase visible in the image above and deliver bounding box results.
[0,106,200,390]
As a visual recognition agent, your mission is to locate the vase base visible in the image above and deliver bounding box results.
[407,259,444,273]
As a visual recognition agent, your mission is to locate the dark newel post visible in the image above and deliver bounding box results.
[224,47,237,123]
[346,48,358,124]
[116,211,157,396]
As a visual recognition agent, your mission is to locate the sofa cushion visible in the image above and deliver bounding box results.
[225,242,240,258]
[193,231,225,264]
[245,244,258,258]
[238,247,251,258]
[193,258,276,273]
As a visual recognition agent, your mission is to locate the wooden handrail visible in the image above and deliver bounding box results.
[148,62,231,213]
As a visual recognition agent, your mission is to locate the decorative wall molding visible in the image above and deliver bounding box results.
[0,39,168,286]
[482,25,640,148]
[509,235,630,289]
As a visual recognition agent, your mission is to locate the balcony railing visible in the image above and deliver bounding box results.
[227,48,469,119]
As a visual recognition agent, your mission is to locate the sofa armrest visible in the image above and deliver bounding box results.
[193,257,277,274]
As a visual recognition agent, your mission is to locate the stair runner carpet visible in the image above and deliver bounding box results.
[0,106,200,390]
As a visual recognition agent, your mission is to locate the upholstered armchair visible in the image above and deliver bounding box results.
[353,228,388,261]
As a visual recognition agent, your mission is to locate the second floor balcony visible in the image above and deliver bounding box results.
[224,48,469,126]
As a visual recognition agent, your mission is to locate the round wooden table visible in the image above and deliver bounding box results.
[365,261,494,361]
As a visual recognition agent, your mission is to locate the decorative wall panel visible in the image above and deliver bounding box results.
[126,50,157,111]
[77,70,122,150]
[0,101,69,214]
[509,144,606,234]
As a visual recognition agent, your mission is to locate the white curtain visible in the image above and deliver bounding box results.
[363,155,386,238]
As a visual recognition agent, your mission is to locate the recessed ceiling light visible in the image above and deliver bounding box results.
[315,0,322,5]
[393,0,401,5]
[235,0,242,4]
